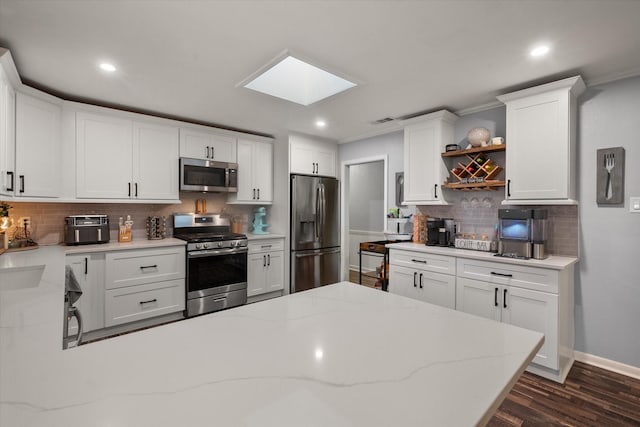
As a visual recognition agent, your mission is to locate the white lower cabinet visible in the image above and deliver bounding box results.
[247,238,284,298]
[388,250,456,309]
[65,253,106,334]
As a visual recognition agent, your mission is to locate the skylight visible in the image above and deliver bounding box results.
[243,55,356,106]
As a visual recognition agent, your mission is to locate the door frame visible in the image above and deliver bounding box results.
[339,155,388,281]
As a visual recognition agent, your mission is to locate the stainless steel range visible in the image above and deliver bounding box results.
[173,213,248,317]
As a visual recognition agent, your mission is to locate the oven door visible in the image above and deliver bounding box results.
[180,157,238,193]
[186,248,248,299]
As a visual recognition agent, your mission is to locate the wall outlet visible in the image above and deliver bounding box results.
[631,197,640,213]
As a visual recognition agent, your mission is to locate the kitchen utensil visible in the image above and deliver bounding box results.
[605,152,615,200]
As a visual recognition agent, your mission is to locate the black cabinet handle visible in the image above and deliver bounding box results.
[503,289,508,308]
[128,182,131,197]
[19,175,24,193]
[411,259,427,264]
[419,273,423,289]
[490,271,513,278]
[507,179,511,197]
[139,299,157,305]
[494,287,499,307]
[267,254,271,266]
[434,184,438,199]
[257,188,260,199]
[206,146,210,158]
[84,257,88,275]
[253,188,256,199]
[135,182,138,197]
[413,272,417,287]
[6,171,14,192]
[140,265,158,270]
[212,147,215,159]
[263,255,266,267]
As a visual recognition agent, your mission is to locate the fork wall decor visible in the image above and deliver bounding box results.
[596,147,625,205]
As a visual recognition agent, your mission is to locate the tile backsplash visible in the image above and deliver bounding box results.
[417,195,578,257]
[4,193,262,245]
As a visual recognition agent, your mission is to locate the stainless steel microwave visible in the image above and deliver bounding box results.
[179,157,238,193]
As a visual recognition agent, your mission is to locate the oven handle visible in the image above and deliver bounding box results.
[187,247,248,258]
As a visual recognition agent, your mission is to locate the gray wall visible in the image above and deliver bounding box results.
[348,161,384,231]
[575,75,640,367]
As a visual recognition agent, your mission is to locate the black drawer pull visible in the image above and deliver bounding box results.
[490,271,513,278]
[140,299,157,305]
[411,259,427,264]
[140,265,158,270]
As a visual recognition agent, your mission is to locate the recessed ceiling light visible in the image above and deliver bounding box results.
[530,45,550,57]
[242,54,357,106]
[99,63,116,72]
[315,120,327,128]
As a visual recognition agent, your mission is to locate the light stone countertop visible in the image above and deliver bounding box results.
[386,242,578,270]
[0,244,543,427]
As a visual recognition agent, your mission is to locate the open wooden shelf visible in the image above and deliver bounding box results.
[441,144,506,157]
[442,144,506,191]
[442,180,506,190]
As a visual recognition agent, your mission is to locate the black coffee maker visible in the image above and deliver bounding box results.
[426,218,444,246]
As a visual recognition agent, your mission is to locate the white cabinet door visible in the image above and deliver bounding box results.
[179,128,236,162]
[254,141,273,202]
[247,253,267,297]
[455,277,501,322]
[132,121,179,200]
[76,112,133,199]
[66,253,106,334]
[265,251,284,293]
[418,270,456,309]
[290,143,315,175]
[388,264,416,298]
[403,110,456,204]
[0,68,15,196]
[15,92,61,197]
[502,285,558,370]
[315,146,336,177]
[235,139,255,202]
[498,76,584,203]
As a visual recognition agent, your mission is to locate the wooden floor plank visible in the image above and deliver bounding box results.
[487,362,640,427]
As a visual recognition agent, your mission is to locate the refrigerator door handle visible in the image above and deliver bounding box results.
[315,185,321,241]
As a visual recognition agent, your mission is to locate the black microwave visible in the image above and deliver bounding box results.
[179,157,238,193]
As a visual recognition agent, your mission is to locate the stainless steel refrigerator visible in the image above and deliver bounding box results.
[290,174,340,293]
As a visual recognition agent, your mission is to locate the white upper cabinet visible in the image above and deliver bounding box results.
[132,122,179,200]
[0,65,16,197]
[289,135,337,177]
[179,128,236,163]
[76,111,180,201]
[497,76,585,204]
[402,110,457,205]
[229,138,273,204]
[15,92,61,197]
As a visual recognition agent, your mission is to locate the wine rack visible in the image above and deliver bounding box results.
[441,145,506,190]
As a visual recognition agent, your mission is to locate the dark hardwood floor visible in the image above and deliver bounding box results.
[488,361,640,426]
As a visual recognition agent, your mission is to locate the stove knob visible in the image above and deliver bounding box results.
[203,243,209,249]
[218,242,223,248]
[195,243,202,250]
[230,241,237,247]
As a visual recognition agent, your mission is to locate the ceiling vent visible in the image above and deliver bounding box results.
[372,117,395,124]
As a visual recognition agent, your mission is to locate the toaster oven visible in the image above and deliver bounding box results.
[64,215,110,245]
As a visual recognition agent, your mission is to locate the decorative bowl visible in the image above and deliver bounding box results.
[467,127,491,147]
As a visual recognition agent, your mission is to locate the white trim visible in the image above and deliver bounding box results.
[340,155,388,281]
[574,351,640,380]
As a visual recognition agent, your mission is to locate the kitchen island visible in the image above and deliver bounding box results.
[1,247,542,427]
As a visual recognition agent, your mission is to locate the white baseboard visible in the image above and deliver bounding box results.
[574,351,640,380]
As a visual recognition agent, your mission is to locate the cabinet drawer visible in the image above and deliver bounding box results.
[105,279,185,327]
[456,258,558,294]
[105,246,185,290]
[389,249,455,275]
[248,239,284,254]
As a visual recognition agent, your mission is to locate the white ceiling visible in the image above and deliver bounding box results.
[2,0,640,142]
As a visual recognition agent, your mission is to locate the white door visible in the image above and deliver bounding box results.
[404,123,437,202]
[418,270,456,309]
[76,112,133,199]
[290,143,314,175]
[501,285,559,370]
[235,139,255,202]
[132,122,179,200]
[15,93,61,197]
[265,251,284,293]
[66,253,105,334]
[455,277,501,321]
[247,253,267,297]
[505,91,569,200]
[0,71,15,196]
[254,141,273,202]
[315,146,336,177]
